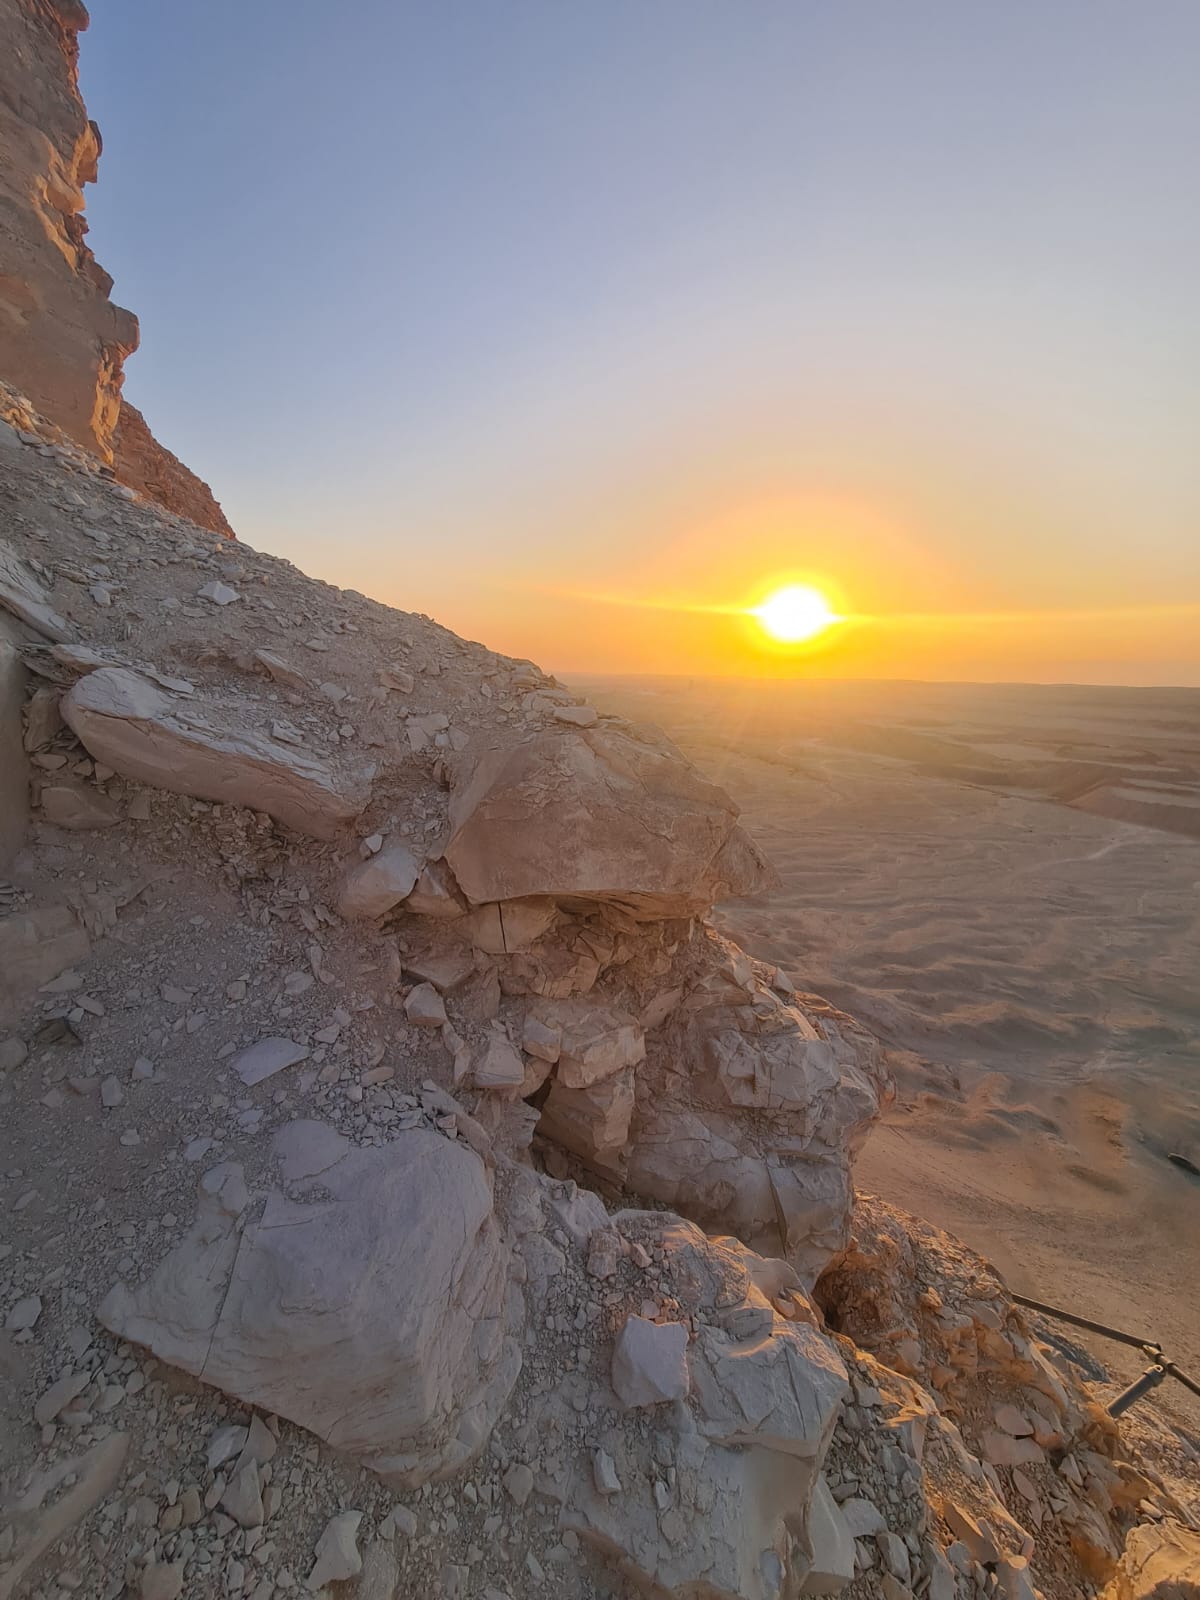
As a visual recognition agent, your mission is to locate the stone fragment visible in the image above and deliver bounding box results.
[63,668,369,840]
[40,781,121,829]
[540,1068,635,1171]
[197,581,239,605]
[0,1036,28,1072]
[220,1461,263,1528]
[0,538,72,641]
[206,1424,249,1471]
[308,1510,363,1590]
[405,982,447,1027]
[593,1449,622,1496]
[531,998,644,1088]
[552,703,598,727]
[503,1462,534,1506]
[994,1402,1033,1436]
[800,1476,856,1594]
[403,948,477,993]
[253,649,308,691]
[139,1563,185,1600]
[611,1315,690,1408]
[404,858,469,920]
[444,725,775,917]
[472,1026,525,1090]
[33,1369,90,1425]
[231,1036,310,1086]
[6,1294,42,1331]
[521,1014,561,1064]
[337,844,421,919]
[839,1498,887,1537]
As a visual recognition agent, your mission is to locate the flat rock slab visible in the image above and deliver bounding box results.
[232,1037,310,1087]
[612,1315,690,1407]
[63,668,370,840]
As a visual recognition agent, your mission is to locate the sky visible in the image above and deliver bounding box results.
[79,1,1200,684]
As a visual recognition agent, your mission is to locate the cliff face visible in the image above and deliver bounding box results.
[0,0,233,537]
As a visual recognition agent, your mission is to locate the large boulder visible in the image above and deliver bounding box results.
[98,1123,522,1486]
[63,668,369,840]
[443,724,776,918]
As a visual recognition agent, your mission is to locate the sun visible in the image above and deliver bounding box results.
[752,584,839,643]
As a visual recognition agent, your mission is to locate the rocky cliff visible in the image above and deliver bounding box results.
[0,385,1195,1600]
[0,0,232,537]
[0,10,1197,1600]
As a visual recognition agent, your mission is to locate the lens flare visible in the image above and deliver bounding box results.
[752,584,838,643]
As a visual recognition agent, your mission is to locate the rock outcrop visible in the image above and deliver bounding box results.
[0,10,1197,1587]
[1,385,1196,1600]
[0,0,232,536]
[444,723,777,917]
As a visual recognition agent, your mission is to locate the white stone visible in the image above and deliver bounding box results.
[405,983,447,1027]
[337,845,421,919]
[197,581,240,605]
[63,668,369,840]
[472,1027,525,1090]
[308,1510,363,1590]
[231,1037,310,1087]
[611,1315,690,1408]
[98,1130,520,1486]
[800,1476,856,1594]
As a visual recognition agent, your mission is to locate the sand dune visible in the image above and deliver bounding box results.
[579,675,1200,1428]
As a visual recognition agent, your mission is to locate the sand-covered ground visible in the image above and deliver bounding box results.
[578,675,1200,1431]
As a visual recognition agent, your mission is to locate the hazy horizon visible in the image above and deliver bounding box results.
[79,2,1200,687]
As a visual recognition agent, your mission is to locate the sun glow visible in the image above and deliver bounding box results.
[751,584,839,643]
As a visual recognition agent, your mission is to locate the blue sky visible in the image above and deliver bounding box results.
[79,2,1200,680]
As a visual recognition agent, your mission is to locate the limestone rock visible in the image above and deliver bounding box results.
[308,1510,363,1590]
[0,539,72,642]
[404,858,469,920]
[231,1037,310,1087]
[618,942,889,1284]
[799,1476,856,1594]
[0,906,89,1015]
[39,781,121,829]
[444,725,776,918]
[98,1128,522,1485]
[337,844,421,918]
[472,1026,525,1090]
[611,1315,690,1407]
[530,998,645,1088]
[559,1213,850,1600]
[405,982,448,1027]
[1101,1521,1200,1600]
[467,897,558,954]
[63,668,369,840]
